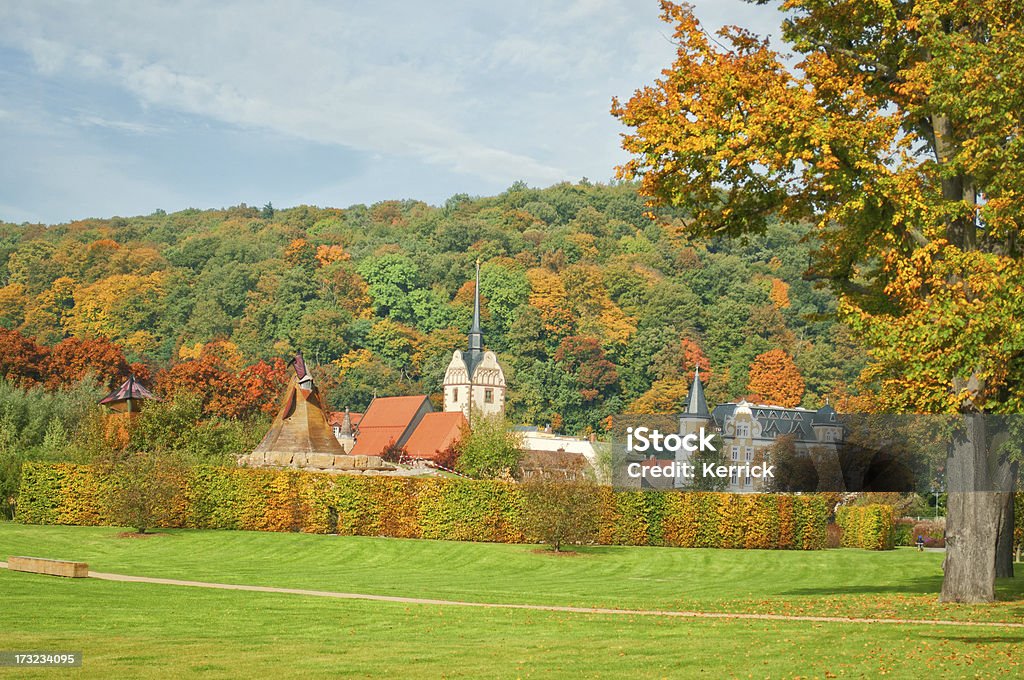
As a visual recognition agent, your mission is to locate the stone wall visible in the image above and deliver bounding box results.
[239,451,394,475]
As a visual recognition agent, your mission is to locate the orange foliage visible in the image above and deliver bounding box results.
[769,278,791,309]
[630,377,691,414]
[46,336,130,390]
[0,328,49,386]
[746,349,805,408]
[315,244,350,266]
[526,268,576,340]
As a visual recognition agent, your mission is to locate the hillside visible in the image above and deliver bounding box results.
[0,181,864,433]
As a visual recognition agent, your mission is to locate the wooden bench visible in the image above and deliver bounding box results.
[7,556,89,578]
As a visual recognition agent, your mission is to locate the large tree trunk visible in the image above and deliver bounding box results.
[940,414,1001,603]
[995,490,1015,578]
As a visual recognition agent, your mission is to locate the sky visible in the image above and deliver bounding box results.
[0,1,784,225]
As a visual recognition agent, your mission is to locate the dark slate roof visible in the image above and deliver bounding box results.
[99,375,159,404]
[711,402,823,441]
[812,404,838,425]
[683,368,710,418]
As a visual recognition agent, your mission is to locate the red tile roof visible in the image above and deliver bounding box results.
[404,412,467,461]
[349,395,432,456]
[357,396,430,428]
[349,426,406,456]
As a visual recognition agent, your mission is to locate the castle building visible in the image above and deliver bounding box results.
[442,260,506,420]
[676,369,844,493]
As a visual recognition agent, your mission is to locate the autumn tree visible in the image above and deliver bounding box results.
[455,414,523,480]
[612,1,1024,601]
[521,468,601,552]
[45,336,130,390]
[746,349,805,408]
[554,335,619,402]
[105,450,183,534]
[156,343,287,419]
[629,377,691,414]
[0,329,48,386]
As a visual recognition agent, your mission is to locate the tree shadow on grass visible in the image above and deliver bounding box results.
[917,632,1024,644]
[782,576,944,596]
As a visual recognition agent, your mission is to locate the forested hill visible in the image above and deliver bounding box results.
[0,181,864,433]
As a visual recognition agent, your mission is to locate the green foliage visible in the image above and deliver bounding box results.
[16,463,833,550]
[104,451,184,534]
[455,414,523,480]
[0,183,853,435]
[521,477,601,551]
[127,394,267,465]
[837,504,896,550]
[0,379,105,518]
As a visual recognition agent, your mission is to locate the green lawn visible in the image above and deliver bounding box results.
[2,522,1022,623]
[2,523,1023,678]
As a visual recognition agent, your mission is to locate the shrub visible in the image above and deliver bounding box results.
[104,451,185,534]
[894,518,915,546]
[836,504,896,550]
[454,414,522,480]
[825,523,843,548]
[910,520,945,548]
[521,477,600,551]
[17,463,831,550]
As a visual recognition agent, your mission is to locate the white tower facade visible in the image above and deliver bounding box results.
[443,261,506,420]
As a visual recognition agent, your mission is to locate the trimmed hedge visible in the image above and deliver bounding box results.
[16,463,832,549]
[836,504,896,550]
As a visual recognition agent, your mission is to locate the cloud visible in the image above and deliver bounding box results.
[0,0,786,222]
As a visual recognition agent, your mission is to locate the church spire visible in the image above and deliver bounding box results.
[684,365,710,418]
[468,259,483,353]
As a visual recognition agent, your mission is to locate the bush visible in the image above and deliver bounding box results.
[836,504,896,550]
[894,518,915,546]
[910,519,945,548]
[826,523,843,548]
[454,414,522,480]
[17,463,830,550]
[104,451,185,534]
[521,477,600,551]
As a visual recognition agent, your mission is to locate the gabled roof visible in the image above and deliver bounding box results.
[349,395,432,456]
[404,411,467,461]
[349,425,406,456]
[99,375,159,405]
[357,395,430,429]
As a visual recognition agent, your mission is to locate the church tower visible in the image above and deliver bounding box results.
[676,366,712,488]
[443,261,506,421]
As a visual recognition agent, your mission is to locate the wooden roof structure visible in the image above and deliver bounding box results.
[252,353,344,457]
[99,375,160,414]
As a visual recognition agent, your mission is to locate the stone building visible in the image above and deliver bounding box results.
[442,260,506,420]
[676,369,844,493]
[241,353,393,474]
[244,265,506,472]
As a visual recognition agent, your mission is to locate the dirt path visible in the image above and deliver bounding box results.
[3,561,1021,629]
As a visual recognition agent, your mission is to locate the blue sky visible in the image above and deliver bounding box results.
[0,1,783,224]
